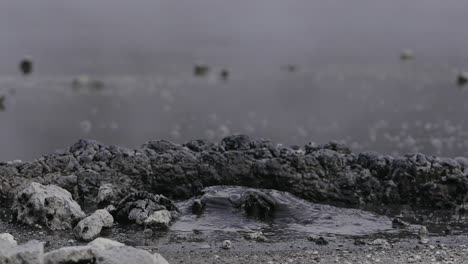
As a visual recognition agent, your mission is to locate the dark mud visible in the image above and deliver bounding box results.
[1,135,468,209]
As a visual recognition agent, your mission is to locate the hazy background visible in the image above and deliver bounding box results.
[1,0,468,160]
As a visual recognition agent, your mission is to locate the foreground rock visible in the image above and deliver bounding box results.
[0,239,43,263]
[12,182,85,230]
[1,135,468,210]
[0,237,169,264]
[74,209,114,241]
[43,237,168,264]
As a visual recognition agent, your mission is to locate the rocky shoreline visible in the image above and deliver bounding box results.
[1,135,468,263]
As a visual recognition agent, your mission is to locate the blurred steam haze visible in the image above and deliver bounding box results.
[0,0,468,160]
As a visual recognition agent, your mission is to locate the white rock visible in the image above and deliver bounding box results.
[221,240,232,249]
[0,240,44,264]
[0,233,16,245]
[74,209,114,241]
[144,210,172,229]
[12,182,85,230]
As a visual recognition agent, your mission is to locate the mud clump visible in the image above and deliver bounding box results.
[11,182,85,230]
[113,192,178,226]
[0,135,467,212]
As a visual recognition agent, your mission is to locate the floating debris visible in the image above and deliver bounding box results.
[72,75,104,90]
[193,63,210,77]
[80,120,92,134]
[0,95,5,111]
[287,65,297,72]
[19,56,33,75]
[282,65,298,73]
[457,71,468,86]
[400,49,414,61]
[220,69,229,80]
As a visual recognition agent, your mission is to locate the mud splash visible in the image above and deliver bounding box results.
[174,186,397,238]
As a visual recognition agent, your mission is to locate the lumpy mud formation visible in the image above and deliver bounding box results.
[1,135,467,210]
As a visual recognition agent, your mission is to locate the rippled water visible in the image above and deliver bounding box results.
[172,186,411,238]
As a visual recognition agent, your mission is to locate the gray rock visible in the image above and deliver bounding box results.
[0,240,43,264]
[12,182,85,230]
[144,210,172,229]
[74,209,114,241]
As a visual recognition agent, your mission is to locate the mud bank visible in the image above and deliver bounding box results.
[0,135,467,209]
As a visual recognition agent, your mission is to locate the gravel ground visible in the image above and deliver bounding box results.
[159,235,468,264]
[3,211,468,264]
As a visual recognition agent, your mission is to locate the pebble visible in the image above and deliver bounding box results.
[221,240,232,249]
[308,235,329,245]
